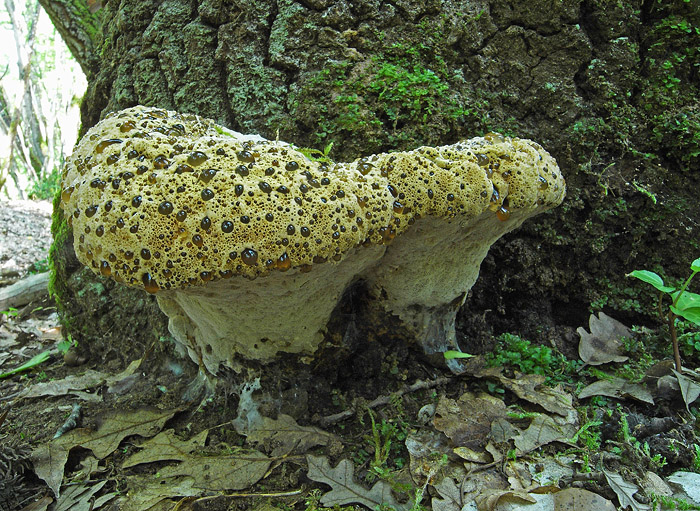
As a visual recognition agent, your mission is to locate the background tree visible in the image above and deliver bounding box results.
[0,0,85,199]
[43,0,699,364]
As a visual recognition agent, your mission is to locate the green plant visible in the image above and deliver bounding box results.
[28,258,50,274]
[0,350,51,379]
[628,257,700,371]
[617,409,667,470]
[26,166,62,200]
[1,307,19,318]
[484,333,582,384]
[693,444,700,472]
[365,410,407,482]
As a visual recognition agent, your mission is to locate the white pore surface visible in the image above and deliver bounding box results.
[158,209,539,373]
[157,245,385,373]
[367,209,536,320]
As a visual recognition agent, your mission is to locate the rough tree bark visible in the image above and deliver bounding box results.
[47,0,699,366]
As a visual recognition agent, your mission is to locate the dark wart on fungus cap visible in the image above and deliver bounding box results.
[60,106,565,372]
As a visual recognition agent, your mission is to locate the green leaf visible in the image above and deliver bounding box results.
[0,350,51,379]
[691,257,700,272]
[443,350,474,360]
[673,291,700,311]
[627,270,675,293]
[672,306,700,325]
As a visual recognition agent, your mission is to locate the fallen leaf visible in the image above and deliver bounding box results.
[494,492,556,510]
[672,370,700,411]
[490,418,520,443]
[19,495,53,511]
[19,369,107,399]
[65,407,177,459]
[123,428,209,468]
[119,475,200,511]
[641,471,673,499]
[552,488,615,510]
[31,407,177,496]
[405,429,454,483]
[434,392,509,451]
[495,374,576,419]
[39,325,63,340]
[31,441,72,497]
[461,467,511,504]
[54,481,116,511]
[603,469,651,511]
[513,415,577,454]
[578,378,654,404]
[578,312,630,365]
[504,461,532,490]
[527,456,575,486]
[432,477,463,511]
[306,455,411,510]
[246,414,336,456]
[474,488,536,510]
[668,471,700,504]
[156,448,271,490]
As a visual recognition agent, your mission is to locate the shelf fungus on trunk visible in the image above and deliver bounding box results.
[59,106,566,374]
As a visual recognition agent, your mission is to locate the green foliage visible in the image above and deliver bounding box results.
[365,409,408,483]
[694,444,700,473]
[0,350,51,379]
[639,8,700,170]
[484,333,583,384]
[628,257,700,370]
[679,322,700,358]
[28,257,49,274]
[26,166,62,200]
[1,307,19,318]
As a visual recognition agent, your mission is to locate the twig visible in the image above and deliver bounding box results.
[196,489,303,501]
[318,376,451,427]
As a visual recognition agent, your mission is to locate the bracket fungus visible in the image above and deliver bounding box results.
[60,106,565,373]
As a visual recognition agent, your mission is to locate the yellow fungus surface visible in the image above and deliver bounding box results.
[61,106,565,296]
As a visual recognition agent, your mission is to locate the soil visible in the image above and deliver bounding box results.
[0,200,52,285]
[1,201,700,510]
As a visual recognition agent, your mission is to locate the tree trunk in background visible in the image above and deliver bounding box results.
[0,0,40,198]
[48,0,699,365]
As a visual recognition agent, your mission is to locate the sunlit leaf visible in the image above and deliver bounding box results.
[672,291,700,311]
[671,305,700,325]
[0,350,51,379]
[443,350,474,360]
[627,270,675,293]
[691,257,700,272]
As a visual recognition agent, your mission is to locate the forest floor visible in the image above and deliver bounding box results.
[2,200,700,511]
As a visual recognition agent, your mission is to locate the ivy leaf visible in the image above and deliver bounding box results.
[627,270,675,293]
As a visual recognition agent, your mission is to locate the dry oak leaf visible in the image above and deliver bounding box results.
[578,378,654,404]
[246,413,336,456]
[434,391,509,451]
[306,454,411,510]
[603,469,651,511]
[123,428,209,468]
[509,415,579,481]
[577,312,630,365]
[31,407,177,497]
[155,448,271,491]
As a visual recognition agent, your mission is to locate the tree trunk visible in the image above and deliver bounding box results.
[49,0,700,367]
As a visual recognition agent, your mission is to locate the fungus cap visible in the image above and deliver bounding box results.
[60,106,565,372]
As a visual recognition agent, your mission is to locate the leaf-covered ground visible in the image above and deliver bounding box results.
[2,201,700,511]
